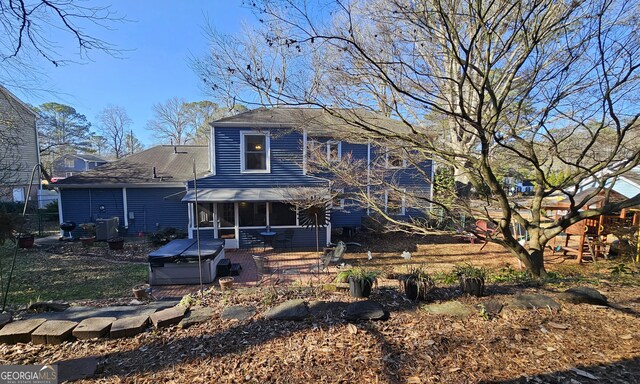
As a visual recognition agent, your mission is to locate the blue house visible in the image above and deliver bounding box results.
[51,153,108,180]
[56,108,434,248]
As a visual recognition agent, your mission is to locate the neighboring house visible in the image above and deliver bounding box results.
[55,145,209,237]
[0,85,40,203]
[56,108,434,248]
[516,180,534,194]
[52,153,108,179]
[579,164,640,200]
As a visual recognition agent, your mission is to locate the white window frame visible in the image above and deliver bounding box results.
[327,140,342,162]
[240,131,271,173]
[385,147,407,169]
[332,189,345,211]
[385,189,406,216]
[65,172,74,177]
[64,158,74,168]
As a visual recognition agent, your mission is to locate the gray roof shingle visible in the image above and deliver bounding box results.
[55,145,209,187]
[213,107,413,140]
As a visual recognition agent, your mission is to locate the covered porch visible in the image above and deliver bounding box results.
[182,187,331,250]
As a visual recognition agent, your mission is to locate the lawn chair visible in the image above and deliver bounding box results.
[252,255,279,285]
[318,241,347,273]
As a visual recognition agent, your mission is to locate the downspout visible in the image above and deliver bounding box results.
[430,158,435,210]
[122,187,128,229]
[57,188,64,236]
[302,129,307,175]
[211,125,216,176]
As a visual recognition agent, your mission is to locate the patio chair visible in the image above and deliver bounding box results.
[317,241,347,273]
[252,254,279,284]
[275,229,295,249]
[475,220,497,250]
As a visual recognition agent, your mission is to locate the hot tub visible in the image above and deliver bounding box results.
[148,239,225,285]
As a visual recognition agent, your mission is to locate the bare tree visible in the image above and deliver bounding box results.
[146,98,192,145]
[96,105,132,159]
[198,0,640,277]
[0,0,122,91]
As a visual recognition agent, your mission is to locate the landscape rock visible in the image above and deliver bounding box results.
[221,305,256,321]
[31,320,78,345]
[28,301,70,313]
[56,356,98,382]
[345,300,387,320]
[558,287,608,306]
[478,300,503,316]
[178,307,215,329]
[264,299,309,321]
[150,307,186,328]
[72,317,116,340]
[0,318,46,344]
[0,313,12,329]
[423,301,473,317]
[110,315,149,338]
[510,294,561,310]
[309,301,349,318]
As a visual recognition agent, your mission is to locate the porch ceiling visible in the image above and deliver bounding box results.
[181,187,329,202]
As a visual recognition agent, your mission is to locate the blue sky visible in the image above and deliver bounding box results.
[16,1,254,146]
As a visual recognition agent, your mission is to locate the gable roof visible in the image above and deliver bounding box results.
[55,145,209,187]
[70,153,108,162]
[212,107,414,140]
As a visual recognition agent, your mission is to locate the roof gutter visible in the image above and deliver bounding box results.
[55,182,187,189]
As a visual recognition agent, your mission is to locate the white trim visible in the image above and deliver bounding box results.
[302,129,308,175]
[327,140,341,162]
[122,187,129,229]
[240,131,271,173]
[210,126,216,175]
[187,202,194,239]
[429,160,435,209]
[57,191,64,236]
[326,218,332,246]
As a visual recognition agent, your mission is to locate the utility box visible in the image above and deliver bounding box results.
[96,217,119,240]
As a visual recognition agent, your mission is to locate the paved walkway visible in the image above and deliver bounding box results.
[151,248,337,298]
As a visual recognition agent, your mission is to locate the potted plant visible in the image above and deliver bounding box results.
[16,232,35,249]
[454,263,487,297]
[79,223,96,246]
[399,266,435,301]
[342,267,379,298]
[107,236,125,250]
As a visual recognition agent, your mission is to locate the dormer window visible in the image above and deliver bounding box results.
[241,132,270,173]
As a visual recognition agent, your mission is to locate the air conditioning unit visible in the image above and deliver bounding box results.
[96,217,119,240]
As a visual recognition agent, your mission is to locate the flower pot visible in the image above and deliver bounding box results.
[132,284,151,300]
[348,276,373,298]
[80,236,95,246]
[459,276,485,297]
[17,235,35,249]
[219,277,234,291]
[107,238,124,250]
[402,279,434,301]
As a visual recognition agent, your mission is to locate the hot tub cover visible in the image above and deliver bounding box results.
[148,239,224,265]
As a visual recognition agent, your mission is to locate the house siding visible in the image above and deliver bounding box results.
[191,128,327,189]
[60,188,123,236]
[126,187,188,234]
[0,88,39,201]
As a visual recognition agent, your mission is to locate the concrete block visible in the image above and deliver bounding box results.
[110,315,148,339]
[32,320,78,345]
[0,319,46,344]
[150,307,185,328]
[72,317,116,340]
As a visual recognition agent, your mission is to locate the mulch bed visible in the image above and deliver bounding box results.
[0,281,638,383]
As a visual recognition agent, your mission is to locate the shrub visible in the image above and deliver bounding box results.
[148,227,187,245]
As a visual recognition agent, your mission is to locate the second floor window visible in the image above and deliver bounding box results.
[241,132,269,172]
[327,141,341,162]
[64,158,74,168]
[386,147,406,168]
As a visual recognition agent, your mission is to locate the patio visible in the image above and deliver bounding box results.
[151,247,337,298]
